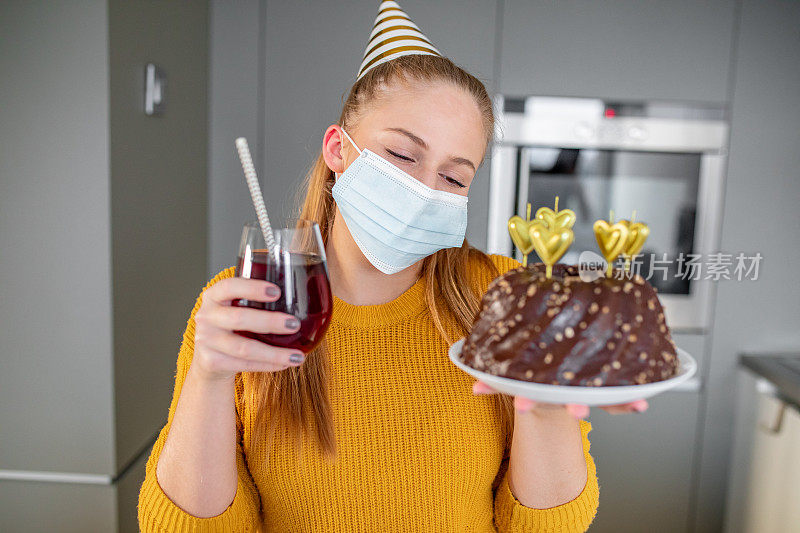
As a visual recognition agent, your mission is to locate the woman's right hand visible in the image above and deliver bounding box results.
[191,277,305,382]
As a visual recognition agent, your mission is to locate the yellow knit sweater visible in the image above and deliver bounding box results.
[138,253,599,532]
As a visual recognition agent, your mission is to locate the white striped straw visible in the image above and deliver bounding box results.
[235,137,276,251]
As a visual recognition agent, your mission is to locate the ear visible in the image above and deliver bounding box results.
[322,125,348,175]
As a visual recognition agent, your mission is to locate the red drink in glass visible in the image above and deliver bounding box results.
[232,249,332,352]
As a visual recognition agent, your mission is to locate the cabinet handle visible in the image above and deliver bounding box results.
[758,401,786,435]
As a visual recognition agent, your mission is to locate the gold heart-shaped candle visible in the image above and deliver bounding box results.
[535,206,577,230]
[529,220,574,278]
[593,220,630,275]
[507,215,536,256]
[622,221,650,258]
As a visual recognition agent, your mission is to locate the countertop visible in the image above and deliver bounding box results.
[740,353,800,411]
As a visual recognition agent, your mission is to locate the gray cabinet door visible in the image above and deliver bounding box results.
[0,0,115,476]
[588,390,700,532]
[498,0,737,102]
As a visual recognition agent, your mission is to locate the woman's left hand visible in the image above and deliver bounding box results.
[472,380,648,419]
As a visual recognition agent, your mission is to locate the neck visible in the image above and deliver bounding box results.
[326,207,423,306]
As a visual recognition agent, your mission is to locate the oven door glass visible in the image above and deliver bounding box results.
[523,147,702,295]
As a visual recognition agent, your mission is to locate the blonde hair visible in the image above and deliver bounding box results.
[243,54,514,464]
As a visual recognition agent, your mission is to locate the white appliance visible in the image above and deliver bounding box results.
[488,96,729,332]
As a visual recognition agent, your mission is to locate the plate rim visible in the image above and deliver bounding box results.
[447,337,697,396]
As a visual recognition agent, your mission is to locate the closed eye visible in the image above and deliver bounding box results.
[442,175,466,188]
[387,148,466,188]
[386,148,414,162]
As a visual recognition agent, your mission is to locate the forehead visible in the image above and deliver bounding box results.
[362,80,487,161]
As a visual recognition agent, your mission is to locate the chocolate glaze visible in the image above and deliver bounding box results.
[458,263,679,386]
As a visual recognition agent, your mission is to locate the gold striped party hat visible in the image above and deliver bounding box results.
[356,1,442,82]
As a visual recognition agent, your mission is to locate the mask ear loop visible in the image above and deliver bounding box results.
[340,127,362,155]
[335,127,362,180]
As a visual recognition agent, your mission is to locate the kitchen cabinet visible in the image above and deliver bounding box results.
[0,1,207,531]
[693,0,800,530]
[739,395,800,532]
[0,446,149,533]
[498,0,737,102]
[672,332,707,372]
[589,389,701,533]
[727,357,800,533]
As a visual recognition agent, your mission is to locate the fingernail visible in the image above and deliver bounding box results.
[285,317,300,330]
[633,400,648,412]
[266,285,280,298]
[289,353,304,364]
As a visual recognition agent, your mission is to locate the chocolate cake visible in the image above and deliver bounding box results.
[457,263,679,386]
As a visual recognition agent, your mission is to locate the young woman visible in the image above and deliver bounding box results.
[138,6,646,532]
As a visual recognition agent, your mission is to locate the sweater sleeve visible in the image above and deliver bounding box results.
[488,253,523,277]
[484,253,524,290]
[138,267,262,532]
[493,419,600,532]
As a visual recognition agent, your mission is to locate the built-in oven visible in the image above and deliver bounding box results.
[488,96,728,332]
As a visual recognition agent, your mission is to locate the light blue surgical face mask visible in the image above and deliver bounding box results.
[331,128,468,275]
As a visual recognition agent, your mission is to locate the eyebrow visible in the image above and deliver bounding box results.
[384,127,477,172]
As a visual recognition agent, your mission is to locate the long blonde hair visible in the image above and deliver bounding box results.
[243,54,514,463]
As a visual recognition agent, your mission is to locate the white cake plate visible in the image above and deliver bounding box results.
[448,337,697,406]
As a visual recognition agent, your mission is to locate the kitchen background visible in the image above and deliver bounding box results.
[1,1,798,531]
